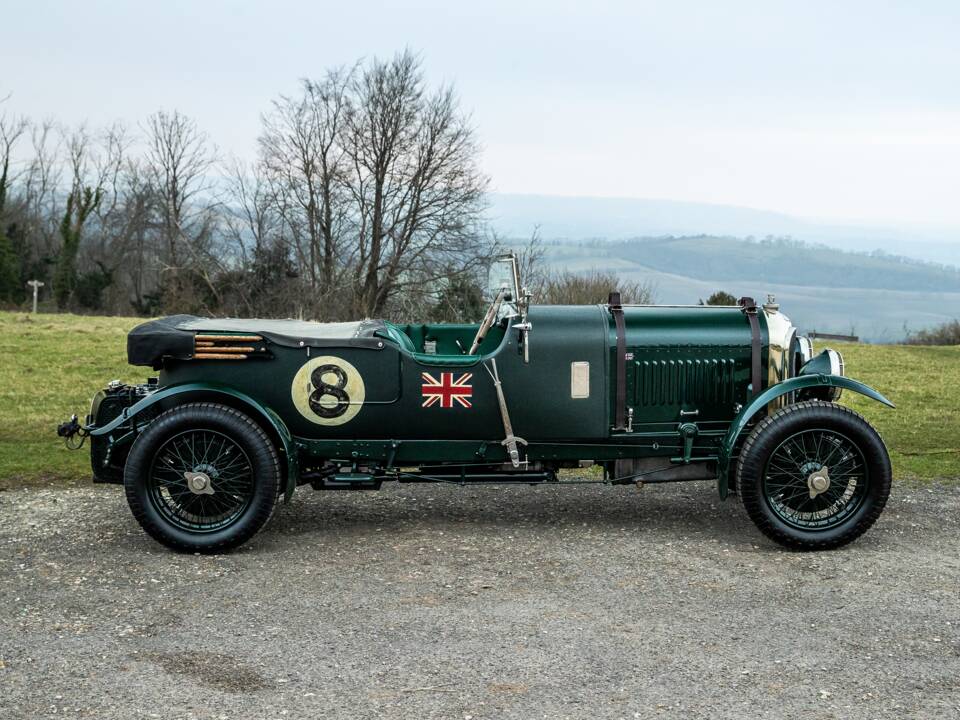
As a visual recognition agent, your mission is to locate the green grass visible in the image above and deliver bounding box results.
[0,311,957,487]
[837,343,960,480]
[0,312,140,487]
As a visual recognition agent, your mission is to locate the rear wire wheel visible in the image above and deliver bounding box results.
[737,401,891,550]
[124,403,280,553]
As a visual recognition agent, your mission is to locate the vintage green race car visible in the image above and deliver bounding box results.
[60,255,894,552]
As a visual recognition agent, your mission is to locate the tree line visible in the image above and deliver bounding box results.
[903,319,960,346]
[0,51,496,322]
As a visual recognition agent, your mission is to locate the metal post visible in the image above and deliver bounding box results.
[27,280,44,313]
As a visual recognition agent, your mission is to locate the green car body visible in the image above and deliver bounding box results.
[71,256,894,551]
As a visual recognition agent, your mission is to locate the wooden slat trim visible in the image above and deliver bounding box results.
[193,353,249,360]
[194,334,263,342]
[197,346,255,353]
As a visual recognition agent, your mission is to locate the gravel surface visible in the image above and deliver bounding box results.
[1,480,959,719]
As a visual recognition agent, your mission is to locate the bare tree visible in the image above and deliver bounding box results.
[342,50,490,317]
[253,53,491,321]
[15,120,63,288]
[259,70,352,296]
[143,110,214,264]
[510,227,546,299]
[540,270,655,305]
[0,104,28,301]
[219,157,298,316]
[224,157,276,261]
[0,109,28,218]
[116,159,161,314]
[143,110,217,309]
[92,124,131,227]
[73,123,158,313]
[4,53,497,319]
[52,125,104,307]
[86,123,135,309]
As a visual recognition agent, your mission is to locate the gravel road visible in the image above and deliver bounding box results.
[1,480,959,719]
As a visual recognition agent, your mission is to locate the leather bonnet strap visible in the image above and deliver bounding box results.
[609,292,627,430]
[738,296,761,399]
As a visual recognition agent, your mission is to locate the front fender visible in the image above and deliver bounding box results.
[716,374,894,499]
[90,382,299,500]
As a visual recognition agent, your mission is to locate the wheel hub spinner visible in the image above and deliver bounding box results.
[807,466,831,499]
[184,470,215,495]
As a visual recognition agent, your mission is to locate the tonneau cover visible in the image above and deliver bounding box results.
[127,315,387,368]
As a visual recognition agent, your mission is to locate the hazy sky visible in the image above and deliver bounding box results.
[4,1,960,228]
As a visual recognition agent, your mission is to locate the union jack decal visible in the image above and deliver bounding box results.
[421,371,473,408]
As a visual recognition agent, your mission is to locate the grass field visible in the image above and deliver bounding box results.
[0,310,957,488]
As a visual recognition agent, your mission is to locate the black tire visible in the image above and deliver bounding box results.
[737,400,891,550]
[123,402,280,553]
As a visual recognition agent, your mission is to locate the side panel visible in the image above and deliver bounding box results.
[500,305,608,440]
[609,306,765,428]
[161,345,403,439]
[157,305,609,443]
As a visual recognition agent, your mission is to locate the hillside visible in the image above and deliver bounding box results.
[1,311,956,486]
[534,239,960,341]
[490,193,960,266]
[609,236,960,292]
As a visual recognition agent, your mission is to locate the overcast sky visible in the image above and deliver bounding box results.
[4,0,960,229]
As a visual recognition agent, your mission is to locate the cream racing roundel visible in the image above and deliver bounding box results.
[291,356,365,426]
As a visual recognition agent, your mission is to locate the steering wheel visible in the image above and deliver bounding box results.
[468,287,509,354]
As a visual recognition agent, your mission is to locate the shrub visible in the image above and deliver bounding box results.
[539,270,654,305]
[699,290,738,306]
[903,319,960,345]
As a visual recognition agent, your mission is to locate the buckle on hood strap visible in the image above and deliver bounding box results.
[739,296,762,399]
[609,292,627,430]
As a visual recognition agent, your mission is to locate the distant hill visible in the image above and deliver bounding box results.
[609,236,960,292]
[524,237,960,342]
[489,193,960,267]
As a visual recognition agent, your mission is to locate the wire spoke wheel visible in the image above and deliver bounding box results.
[737,401,891,550]
[124,403,279,553]
[763,428,868,531]
[148,429,254,532]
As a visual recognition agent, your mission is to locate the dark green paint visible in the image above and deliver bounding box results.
[160,305,609,442]
[92,303,892,501]
[609,305,764,425]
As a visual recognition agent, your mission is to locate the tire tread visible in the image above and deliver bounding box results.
[124,402,280,553]
[737,400,891,550]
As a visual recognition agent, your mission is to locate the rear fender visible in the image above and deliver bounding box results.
[90,382,299,500]
[717,374,894,499]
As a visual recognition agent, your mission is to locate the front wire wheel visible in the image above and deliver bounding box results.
[737,401,891,550]
[124,403,280,553]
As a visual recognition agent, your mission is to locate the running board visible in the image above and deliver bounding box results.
[398,471,557,484]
